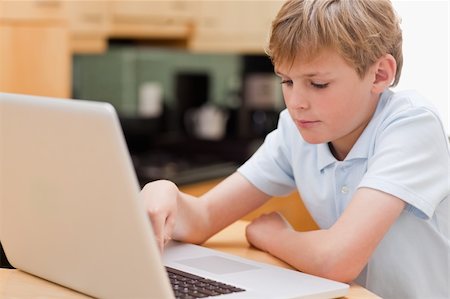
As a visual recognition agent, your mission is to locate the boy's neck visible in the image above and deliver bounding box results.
[328,118,370,161]
[328,92,383,161]
[328,142,347,161]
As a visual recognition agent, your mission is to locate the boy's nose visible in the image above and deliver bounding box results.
[288,88,310,110]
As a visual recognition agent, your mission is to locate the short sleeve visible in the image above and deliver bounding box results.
[359,107,450,219]
[238,110,297,196]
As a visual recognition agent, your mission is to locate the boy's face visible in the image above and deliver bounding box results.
[275,49,380,156]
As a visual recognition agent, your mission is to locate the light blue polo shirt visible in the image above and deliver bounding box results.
[238,89,450,299]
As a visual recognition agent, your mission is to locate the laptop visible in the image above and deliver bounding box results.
[0,93,349,299]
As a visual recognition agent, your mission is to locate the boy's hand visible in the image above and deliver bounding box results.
[245,212,293,254]
[140,180,179,252]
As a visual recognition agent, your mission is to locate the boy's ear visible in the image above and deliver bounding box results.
[371,54,397,93]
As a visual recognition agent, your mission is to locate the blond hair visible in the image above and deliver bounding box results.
[267,0,403,86]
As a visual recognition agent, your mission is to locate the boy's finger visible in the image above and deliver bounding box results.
[150,214,167,252]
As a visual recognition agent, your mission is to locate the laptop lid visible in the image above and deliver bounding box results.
[0,93,173,298]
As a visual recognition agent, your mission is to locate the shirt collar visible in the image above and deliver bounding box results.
[316,135,371,172]
[317,143,337,171]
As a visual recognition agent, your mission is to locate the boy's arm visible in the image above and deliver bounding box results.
[142,172,271,250]
[193,172,272,241]
[245,187,406,282]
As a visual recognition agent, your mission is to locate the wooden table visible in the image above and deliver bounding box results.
[0,221,380,298]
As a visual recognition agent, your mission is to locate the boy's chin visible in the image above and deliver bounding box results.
[298,131,330,145]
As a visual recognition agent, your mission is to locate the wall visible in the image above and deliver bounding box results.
[392,1,449,134]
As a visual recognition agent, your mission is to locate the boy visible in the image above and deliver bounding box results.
[141,0,449,298]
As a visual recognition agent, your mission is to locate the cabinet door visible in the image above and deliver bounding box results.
[63,1,110,53]
[0,23,71,98]
[108,0,193,39]
[0,0,71,97]
[189,1,283,53]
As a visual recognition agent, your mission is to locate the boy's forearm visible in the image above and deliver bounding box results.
[178,172,271,244]
[172,192,212,244]
[172,172,272,245]
[267,228,361,282]
[264,189,406,283]
[172,189,255,245]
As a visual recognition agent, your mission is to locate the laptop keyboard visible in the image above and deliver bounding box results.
[166,266,245,299]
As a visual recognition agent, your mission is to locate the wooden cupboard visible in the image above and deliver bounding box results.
[64,1,109,54]
[0,0,71,97]
[0,22,71,98]
[108,0,193,40]
[105,0,282,53]
[188,1,283,54]
[0,1,283,53]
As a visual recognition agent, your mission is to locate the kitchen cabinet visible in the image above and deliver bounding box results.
[108,0,193,40]
[106,0,283,53]
[63,1,109,54]
[0,0,71,98]
[105,0,284,53]
[189,1,283,53]
[180,178,319,232]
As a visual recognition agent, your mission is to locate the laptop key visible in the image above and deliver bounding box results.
[166,267,245,299]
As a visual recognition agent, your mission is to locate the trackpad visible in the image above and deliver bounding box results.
[177,255,259,274]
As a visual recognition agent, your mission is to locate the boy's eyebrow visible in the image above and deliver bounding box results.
[275,69,332,78]
[274,69,285,76]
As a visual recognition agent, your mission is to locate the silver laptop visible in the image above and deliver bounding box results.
[0,93,348,299]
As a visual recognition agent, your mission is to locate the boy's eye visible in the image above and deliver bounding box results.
[311,82,329,89]
[280,79,293,86]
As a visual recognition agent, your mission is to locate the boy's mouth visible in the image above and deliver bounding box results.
[296,120,321,129]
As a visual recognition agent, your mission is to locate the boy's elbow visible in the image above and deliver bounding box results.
[317,264,360,283]
[306,232,368,283]
[316,254,364,283]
